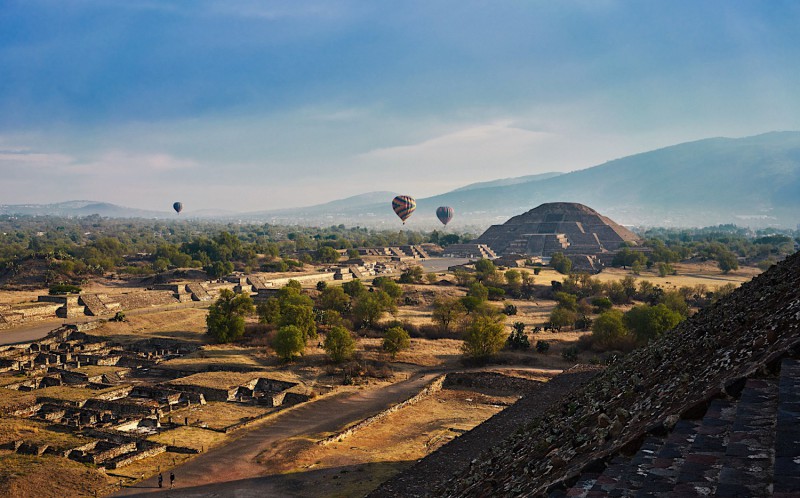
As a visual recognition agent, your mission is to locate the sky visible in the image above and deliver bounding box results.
[1,0,799,213]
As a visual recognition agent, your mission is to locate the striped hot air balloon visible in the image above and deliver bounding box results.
[391,195,416,224]
[436,206,454,226]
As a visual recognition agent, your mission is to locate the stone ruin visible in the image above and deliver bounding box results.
[0,328,311,471]
[473,202,642,271]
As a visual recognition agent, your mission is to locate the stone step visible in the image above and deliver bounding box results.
[584,432,680,496]
[715,378,779,497]
[773,358,800,497]
[666,399,737,497]
[627,417,703,497]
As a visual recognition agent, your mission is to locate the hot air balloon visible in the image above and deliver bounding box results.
[173,202,183,214]
[391,195,416,224]
[436,206,454,226]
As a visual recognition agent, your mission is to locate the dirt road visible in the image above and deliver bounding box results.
[0,319,66,345]
[114,372,441,497]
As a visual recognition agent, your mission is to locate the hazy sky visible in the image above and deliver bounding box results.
[1,0,799,212]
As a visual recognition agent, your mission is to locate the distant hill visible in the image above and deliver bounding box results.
[448,172,563,193]
[3,132,799,228]
[277,131,800,228]
[0,201,171,219]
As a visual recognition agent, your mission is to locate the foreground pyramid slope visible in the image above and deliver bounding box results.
[435,251,800,497]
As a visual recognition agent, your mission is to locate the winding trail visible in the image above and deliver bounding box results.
[114,371,441,496]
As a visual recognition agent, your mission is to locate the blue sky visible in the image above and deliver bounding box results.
[1,0,799,212]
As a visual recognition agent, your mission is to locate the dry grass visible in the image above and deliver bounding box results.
[31,384,125,403]
[0,417,90,450]
[590,264,758,289]
[159,344,273,373]
[109,450,194,483]
[167,370,294,390]
[254,388,509,497]
[90,307,209,344]
[73,365,129,378]
[0,451,115,498]
[148,426,228,451]
[165,402,272,430]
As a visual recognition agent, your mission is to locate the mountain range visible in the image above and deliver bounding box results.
[2,132,798,229]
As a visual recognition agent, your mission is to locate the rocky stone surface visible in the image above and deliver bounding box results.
[474,202,640,259]
[439,250,800,497]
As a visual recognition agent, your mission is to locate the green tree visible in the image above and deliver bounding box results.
[550,252,572,274]
[591,309,628,349]
[549,306,577,330]
[431,297,466,334]
[205,260,234,279]
[462,315,507,359]
[323,326,356,363]
[623,304,684,343]
[342,279,368,298]
[717,251,739,274]
[278,303,317,341]
[373,277,403,300]
[383,326,411,358]
[316,246,340,264]
[206,289,255,343]
[272,325,306,361]
[353,293,385,328]
[467,281,489,301]
[553,291,578,311]
[317,286,350,312]
[474,259,497,282]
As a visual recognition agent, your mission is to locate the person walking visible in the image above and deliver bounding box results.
[158,474,163,488]
[169,471,175,489]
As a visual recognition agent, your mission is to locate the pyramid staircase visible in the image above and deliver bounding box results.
[78,294,110,316]
[557,358,800,497]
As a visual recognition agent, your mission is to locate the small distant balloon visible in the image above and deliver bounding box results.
[173,202,183,214]
[391,195,416,224]
[436,206,454,226]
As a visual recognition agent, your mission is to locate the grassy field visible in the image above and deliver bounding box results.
[165,402,273,431]
[0,417,90,450]
[148,425,228,451]
[0,451,115,498]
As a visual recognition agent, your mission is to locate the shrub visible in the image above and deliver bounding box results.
[323,326,356,363]
[591,296,613,313]
[383,326,411,358]
[272,325,306,361]
[591,309,628,349]
[506,322,530,350]
[502,303,518,316]
[49,283,82,295]
[535,340,550,354]
[462,315,507,359]
[206,289,255,343]
[550,252,572,274]
[316,281,328,291]
[561,346,579,362]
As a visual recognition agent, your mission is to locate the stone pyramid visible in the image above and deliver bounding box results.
[474,202,640,257]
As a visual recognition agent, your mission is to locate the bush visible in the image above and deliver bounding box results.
[316,281,328,291]
[49,283,82,295]
[550,252,572,274]
[561,345,579,362]
[272,325,306,361]
[506,322,530,350]
[487,287,506,300]
[323,326,356,363]
[535,340,550,354]
[502,303,518,316]
[591,296,613,313]
[206,289,255,343]
[591,309,628,350]
[462,315,507,359]
[383,326,411,358]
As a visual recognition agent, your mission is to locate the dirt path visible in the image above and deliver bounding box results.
[113,372,441,496]
[0,319,67,345]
